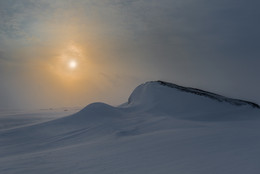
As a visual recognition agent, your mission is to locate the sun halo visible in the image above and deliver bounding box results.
[68,60,77,69]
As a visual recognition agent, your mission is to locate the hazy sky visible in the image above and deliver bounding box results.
[0,0,259,109]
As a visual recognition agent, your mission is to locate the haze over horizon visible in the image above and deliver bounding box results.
[0,0,260,109]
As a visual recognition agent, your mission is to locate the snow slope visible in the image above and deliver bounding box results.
[0,81,260,174]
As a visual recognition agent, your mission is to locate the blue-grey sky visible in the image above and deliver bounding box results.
[0,0,259,109]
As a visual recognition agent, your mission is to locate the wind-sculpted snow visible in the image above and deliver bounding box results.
[126,81,259,121]
[128,81,260,109]
[0,81,260,174]
[157,81,260,108]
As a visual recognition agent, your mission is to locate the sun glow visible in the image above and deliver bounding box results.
[48,42,95,84]
[68,60,77,69]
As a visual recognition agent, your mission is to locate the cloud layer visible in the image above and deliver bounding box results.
[0,0,259,109]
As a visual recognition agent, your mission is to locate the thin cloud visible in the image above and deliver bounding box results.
[0,0,259,108]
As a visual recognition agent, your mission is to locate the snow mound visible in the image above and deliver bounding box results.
[71,102,122,120]
[123,81,260,120]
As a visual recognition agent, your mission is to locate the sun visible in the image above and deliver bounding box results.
[68,60,77,69]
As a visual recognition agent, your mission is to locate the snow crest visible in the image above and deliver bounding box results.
[127,81,260,111]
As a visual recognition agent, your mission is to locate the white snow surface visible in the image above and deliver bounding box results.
[0,81,260,174]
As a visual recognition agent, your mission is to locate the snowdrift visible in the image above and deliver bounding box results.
[0,81,260,174]
[122,81,259,120]
[127,81,259,109]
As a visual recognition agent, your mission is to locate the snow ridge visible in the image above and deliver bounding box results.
[157,80,260,109]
